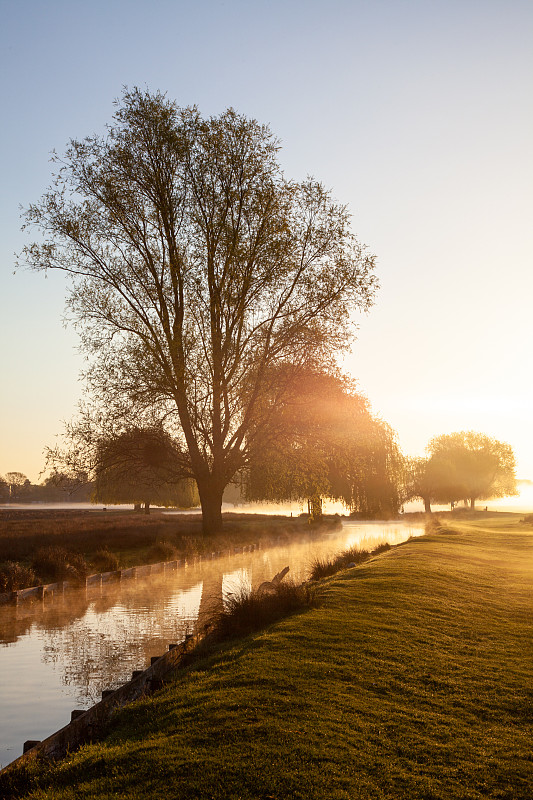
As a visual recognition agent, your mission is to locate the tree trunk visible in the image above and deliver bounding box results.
[143,501,150,515]
[308,495,323,523]
[197,478,224,535]
[424,497,432,513]
[470,497,475,510]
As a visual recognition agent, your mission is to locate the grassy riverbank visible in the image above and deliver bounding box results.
[6,512,533,799]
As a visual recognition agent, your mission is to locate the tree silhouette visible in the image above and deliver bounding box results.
[246,371,402,519]
[92,428,199,513]
[427,431,517,510]
[22,88,377,532]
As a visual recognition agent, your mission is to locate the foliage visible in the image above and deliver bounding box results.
[31,546,87,583]
[403,455,463,511]
[92,427,199,511]
[427,430,517,509]
[0,561,37,592]
[90,548,120,572]
[0,473,92,503]
[309,546,370,580]
[147,540,178,562]
[404,432,517,511]
[4,471,30,500]
[22,87,377,532]
[246,370,403,517]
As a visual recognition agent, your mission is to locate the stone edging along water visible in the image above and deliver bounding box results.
[0,540,270,606]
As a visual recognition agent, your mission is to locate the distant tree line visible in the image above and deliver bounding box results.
[0,472,92,504]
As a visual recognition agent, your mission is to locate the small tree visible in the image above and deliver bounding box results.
[4,472,30,501]
[426,431,517,510]
[92,428,199,513]
[22,88,377,533]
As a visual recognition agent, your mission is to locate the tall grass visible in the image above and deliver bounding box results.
[147,540,178,562]
[32,546,87,584]
[90,548,120,573]
[208,580,317,640]
[309,542,392,581]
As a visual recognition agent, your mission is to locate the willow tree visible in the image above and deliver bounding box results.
[92,428,199,513]
[246,371,403,519]
[22,88,377,532]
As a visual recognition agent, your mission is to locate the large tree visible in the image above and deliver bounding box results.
[245,371,403,519]
[426,431,517,510]
[22,88,376,532]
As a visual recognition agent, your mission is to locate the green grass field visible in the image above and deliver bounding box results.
[5,512,533,799]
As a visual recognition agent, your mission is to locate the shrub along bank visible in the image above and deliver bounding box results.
[4,513,533,799]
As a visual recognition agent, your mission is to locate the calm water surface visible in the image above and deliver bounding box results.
[0,520,422,768]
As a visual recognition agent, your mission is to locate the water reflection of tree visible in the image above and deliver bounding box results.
[40,578,204,704]
[0,593,91,645]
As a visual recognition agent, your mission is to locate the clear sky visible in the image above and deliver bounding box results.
[1,0,532,482]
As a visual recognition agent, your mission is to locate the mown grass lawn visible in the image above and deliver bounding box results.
[6,513,533,799]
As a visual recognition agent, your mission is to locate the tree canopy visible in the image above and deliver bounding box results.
[3,472,30,500]
[92,428,199,512]
[406,431,518,511]
[23,88,377,532]
[245,371,403,518]
[427,431,517,510]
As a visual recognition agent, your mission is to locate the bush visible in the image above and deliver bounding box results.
[521,514,533,524]
[0,562,37,592]
[32,546,87,584]
[147,540,178,562]
[210,580,316,640]
[91,548,120,573]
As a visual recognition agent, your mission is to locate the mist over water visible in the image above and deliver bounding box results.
[0,520,422,768]
[4,482,533,516]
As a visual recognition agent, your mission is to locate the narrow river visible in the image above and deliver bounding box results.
[0,519,423,768]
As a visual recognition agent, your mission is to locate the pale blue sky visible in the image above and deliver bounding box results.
[1,0,532,481]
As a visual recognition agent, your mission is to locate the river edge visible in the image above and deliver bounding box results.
[0,517,415,791]
[0,509,344,594]
[4,512,533,799]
